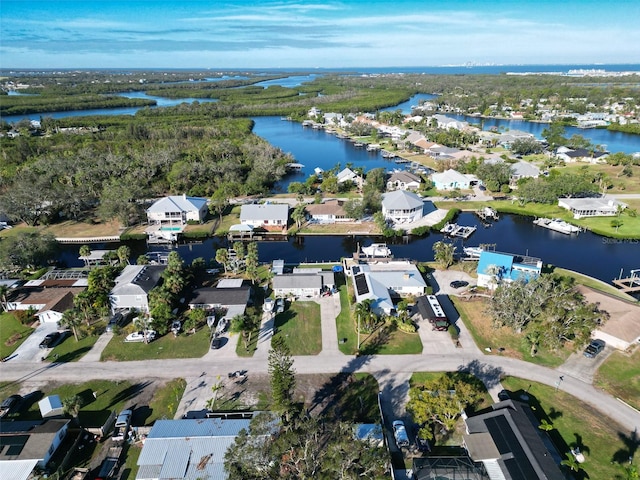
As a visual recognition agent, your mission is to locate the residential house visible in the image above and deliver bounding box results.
[239,204,289,232]
[510,160,540,181]
[336,167,360,184]
[432,114,469,130]
[386,171,422,191]
[476,251,542,290]
[188,286,251,320]
[351,261,426,316]
[305,200,353,224]
[0,419,70,479]
[431,169,471,190]
[109,265,165,314]
[558,197,626,218]
[272,273,324,298]
[555,147,609,164]
[146,195,208,226]
[6,286,83,324]
[463,400,564,480]
[381,190,424,223]
[498,130,534,148]
[135,417,258,480]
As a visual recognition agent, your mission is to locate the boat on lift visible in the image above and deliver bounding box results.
[361,243,392,258]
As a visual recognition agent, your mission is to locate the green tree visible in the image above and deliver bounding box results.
[0,231,58,272]
[116,245,131,266]
[215,248,230,273]
[62,394,84,420]
[407,373,484,441]
[268,336,296,418]
[79,245,91,266]
[59,309,83,341]
[433,241,456,269]
[542,122,568,151]
[291,203,307,229]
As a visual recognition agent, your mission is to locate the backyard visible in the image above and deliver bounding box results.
[0,312,34,359]
[594,347,640,410]
[100,327,210,361]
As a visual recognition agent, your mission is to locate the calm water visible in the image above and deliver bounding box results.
[116,91,218,107]
[56,211,640,285]
[448,114,640,154]
[252,117,404,192]
[382,93,437,114]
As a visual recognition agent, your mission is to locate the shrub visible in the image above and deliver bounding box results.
[411,225,430,237]
[397,320,417,333]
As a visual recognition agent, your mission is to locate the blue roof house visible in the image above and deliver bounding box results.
[477,251,542,290]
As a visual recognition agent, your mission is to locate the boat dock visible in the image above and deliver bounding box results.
[440,223,477,239]
[612,269,640,293]
[475,207,499,222]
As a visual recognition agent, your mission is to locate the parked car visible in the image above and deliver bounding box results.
[112,409,132,443]
[449,280,469,289]
[170,320,182,335]
[263,298,275,313]
[584,339,605,358]
[392,420,410,448]
[39,331,63,349]
[106,312,126,333]
[124,330,157,343]
[497,389,511,401]
[216,317,228,334]
[210,333,222,350]
[0,394,22,418]
[276,298,285,314]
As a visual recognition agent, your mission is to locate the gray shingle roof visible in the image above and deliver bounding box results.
[111,265,165,296]
[188,287,251,307]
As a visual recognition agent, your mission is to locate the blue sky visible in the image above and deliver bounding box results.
[1,0,639,69]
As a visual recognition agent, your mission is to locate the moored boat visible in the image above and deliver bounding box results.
[361,243,393,257]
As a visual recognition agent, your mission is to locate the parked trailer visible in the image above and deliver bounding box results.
[416,295,450,331]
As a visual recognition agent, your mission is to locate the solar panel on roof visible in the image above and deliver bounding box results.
[486,416,537,480]
[354,273,369,296]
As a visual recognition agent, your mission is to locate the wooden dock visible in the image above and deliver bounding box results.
[440,223,477,239]
[612,269,640,293]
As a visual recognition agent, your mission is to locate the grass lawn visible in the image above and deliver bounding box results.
[119,444,142,480]
[273,301,322,355]
[23,379,135,426]
[44,332,101,362]
[298,222,379,235]
[100,327,210,361]
[320,372,380,422]
[0,312,35,359]
[184,219,216,237]
[146,378,187,424]
[594,347,640,410]
[214,205,241,235]
[42,219,123,238]
[562,162,640,194]
[452,296,570,368]
[336,277,358,355]
[501,377,632,480]
[554,267,637,301]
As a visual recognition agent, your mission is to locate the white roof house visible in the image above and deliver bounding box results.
[510,161,540,180]
[558,197,627,218]
[146,195,208,225]
[352,261,426,315]
[272,273,325,298]
[432,114,469,130]
[136,418,254,480]
[109,265,165,314]
[431,169,471,190]
[337,168,360,184]
[381,190,424,223]
[240,204,289,231]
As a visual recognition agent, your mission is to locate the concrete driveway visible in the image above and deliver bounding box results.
[10,322,61,363]
[430,269,476,296]
[558,346,612,383]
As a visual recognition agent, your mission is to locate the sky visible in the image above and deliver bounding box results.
[1,0,639,69]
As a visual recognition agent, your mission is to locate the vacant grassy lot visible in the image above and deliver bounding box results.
[273,300,322,355]
[452,296,570,368]
[100,328,210,361]
[146,378,186,424]
[594,347,640,410]
[0,313,34,359]
[501,377,631,480]
[214,205,241,235]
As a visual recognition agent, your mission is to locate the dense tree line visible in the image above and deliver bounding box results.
[485,275,605,356]
[516,171,599,204]
[0,117,290,226]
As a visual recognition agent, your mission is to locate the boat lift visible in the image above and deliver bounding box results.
[612,269,640,293]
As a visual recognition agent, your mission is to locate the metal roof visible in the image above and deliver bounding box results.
[240,203,289,223]
[146,195,207,214]
[381,190,424,210]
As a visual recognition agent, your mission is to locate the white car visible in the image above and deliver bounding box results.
[392,420,410,448]
[124,330,157,343]
[263,298,275,313]
[276,298,285,314]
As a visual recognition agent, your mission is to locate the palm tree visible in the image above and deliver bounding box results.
[292,204,307,229]
[354,299,374,350]
[560,453,582,474]
[116,245,131,266]
[215,248,229,274]
[0,285,8,312]
[79,245,91,266]
[60,309,82,341]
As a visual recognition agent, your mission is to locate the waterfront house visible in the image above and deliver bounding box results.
[431,169,471,190]
[381,190,424,223]
[463,400,564,480]
[0,419,70,479]
[558,196,626,218]
[555,147,609,164]
[146,194,208,226]
[476,251,542,290]
[351,261,426,316]
[272,273,323,298]
[336,167,360,184]
[305,200,353,224]
[135,417,256,480]
[109,265,165,314]
[432,114,469,131]
[510,160,540,181]
[386,171,422,191]
[239,203,289,232]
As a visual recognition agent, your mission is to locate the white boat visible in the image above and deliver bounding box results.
[361,243,392,257]
[314,167,324,176]
[533,218,582,235]
[463,246,485,258]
